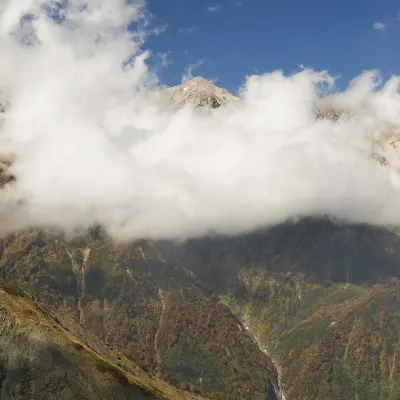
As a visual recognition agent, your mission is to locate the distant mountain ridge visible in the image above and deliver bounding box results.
[168,77,400,172]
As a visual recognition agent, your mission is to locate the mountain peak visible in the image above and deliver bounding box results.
[184,76,210,85]
[167,76,238,109]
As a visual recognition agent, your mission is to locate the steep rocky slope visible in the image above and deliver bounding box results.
[0,278,205,400]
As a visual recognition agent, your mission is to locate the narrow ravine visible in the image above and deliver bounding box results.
[220,295,287,400]
[66,246,91,327]
[252,333,286,400]
[154,288,167,366]
[240,315,287,400]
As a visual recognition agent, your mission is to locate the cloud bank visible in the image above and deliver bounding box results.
[1,0,400,241]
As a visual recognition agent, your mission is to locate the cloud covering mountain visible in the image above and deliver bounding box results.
[1,0,400,240]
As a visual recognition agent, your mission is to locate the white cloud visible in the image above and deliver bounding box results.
[158,51,172,68]
[234,2,243,7]
[178,27,195,35]
[207,5,221,12]
[181,60,204,83]
[373,21,386,31]
[2,1,400,241]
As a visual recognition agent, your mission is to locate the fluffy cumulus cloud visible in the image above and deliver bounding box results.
[1,0,400,241]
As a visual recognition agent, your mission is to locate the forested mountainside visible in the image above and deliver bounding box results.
[165,218,400,399]
[3,217,400,399]
[0,277,206,400]
[0,229,279,400]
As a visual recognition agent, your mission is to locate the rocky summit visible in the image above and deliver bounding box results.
[1,79,400,400]
[166,76,238,109]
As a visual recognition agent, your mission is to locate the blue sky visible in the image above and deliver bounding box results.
[144,0,400,94]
